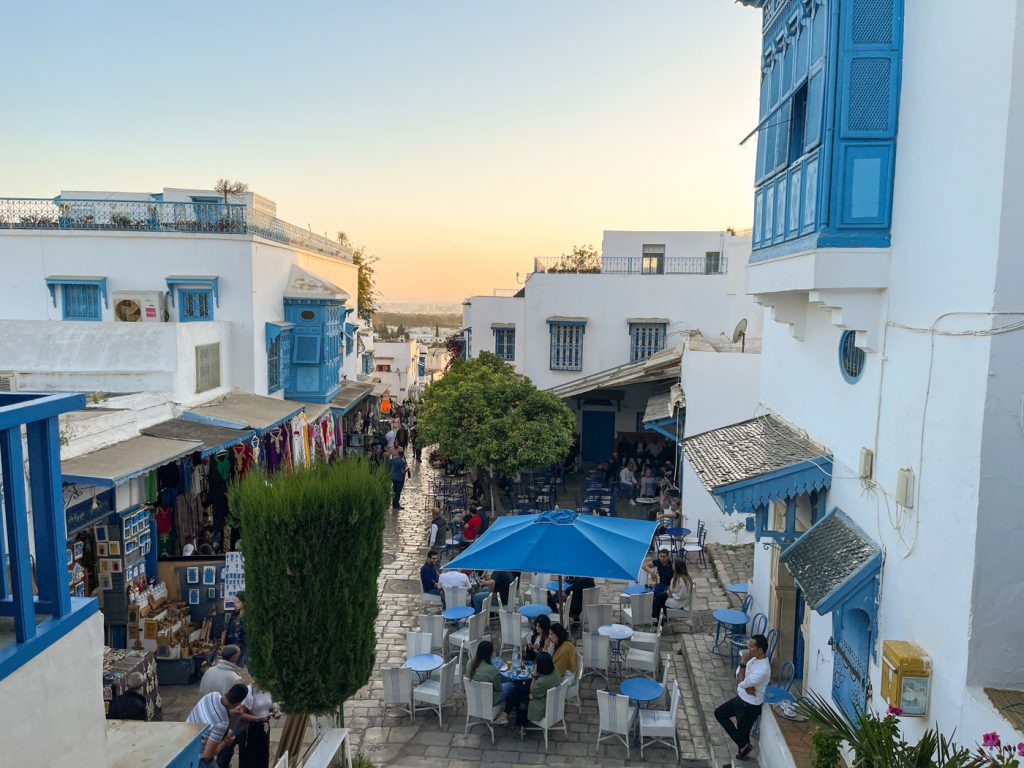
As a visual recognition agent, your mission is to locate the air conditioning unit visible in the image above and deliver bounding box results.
[112,291,166,322]
[0,372,17,392]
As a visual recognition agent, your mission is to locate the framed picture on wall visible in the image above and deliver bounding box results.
[110,560,122,574]
[123,519,131,539]
[99,573,113,591]
[188,589,200,605]
[219,584,225,598]
[186,566,199,584]
[73,542,84,560]
[95,525,106,541]
[108,541,120,556]
[99,559,111,573]
[202,566,217,585]
[207,587,217,600]
[96,542,108,557]
[66,548,73,567]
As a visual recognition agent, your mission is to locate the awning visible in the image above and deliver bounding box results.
[491,323,516,330]
[546,316,588,326]
[780,509,881,615]
[642,384,685,442]
[183,391,303,433]
[627,317,669,325]
[265,320,294,352]
[141,418,254,458]
[298,402,331,422]
[62,436,202,488]
[547,344,682,399]
[372,381,391,396]
[684,413,831,516]
[330,380,375,415]
[165,275,220,307]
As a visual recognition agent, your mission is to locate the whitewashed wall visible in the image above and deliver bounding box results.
[0,612,108,768]
[461,296,526,375]
[373,341,421,403]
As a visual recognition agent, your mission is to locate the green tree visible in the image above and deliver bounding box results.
[228,459,390,734]
[549,244,601,273]
[338,232,381,322]
[417,352,575,509]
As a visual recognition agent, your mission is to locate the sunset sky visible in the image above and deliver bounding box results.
[2,1,762,302]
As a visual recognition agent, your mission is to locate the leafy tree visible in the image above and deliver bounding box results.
[228,459,390,738]
[395,323,407,340]
[338,232,381,322]
[417,353,575,508]
[443,332,464,369]
[549,244,601,273]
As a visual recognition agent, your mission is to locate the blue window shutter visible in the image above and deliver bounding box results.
[178,288,213,322]
[293,334,321,365]
[804,70,824,151]
[61,284,101,321]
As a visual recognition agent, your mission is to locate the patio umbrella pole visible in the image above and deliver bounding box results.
[558,574,564,625]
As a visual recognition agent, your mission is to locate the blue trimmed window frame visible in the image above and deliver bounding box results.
[838,330,866,383]
[494,327,515,361]
[46,277,108,321]
[177,288,214,322]
[548,321,586,371]
[629,322,667,363]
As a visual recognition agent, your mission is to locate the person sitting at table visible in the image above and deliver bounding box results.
[644,548,673,586]
[526,651,562,728]
[438,567,472,601]
[523,615,551,661]
[639,467,659,499]
[548,623,578,678]
[420,550,443,604]
[653,558,694,619]
[472,569,515,613]
[547,576,596,623]
[470,640,512,723]
[460,507,485,546]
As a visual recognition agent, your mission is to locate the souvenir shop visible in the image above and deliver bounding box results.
[59,392,344,653]
[331,379,376,456]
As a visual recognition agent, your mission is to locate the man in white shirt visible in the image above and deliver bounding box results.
[438,569,472,591]
[187,684,249,768]
[714,634,771,761]
[618,464,638,506]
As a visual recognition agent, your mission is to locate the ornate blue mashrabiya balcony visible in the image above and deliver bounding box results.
[0,197,351,261]
[0,391,97,681]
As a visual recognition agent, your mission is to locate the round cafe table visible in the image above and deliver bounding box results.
[598,623,634,676]
[712,608,750,663]
[403,652,443,682]
[442,605,474,627]
[519,603,551,620]
[499,661,535,682]
[726,583,749,595]
[620,676,665,744]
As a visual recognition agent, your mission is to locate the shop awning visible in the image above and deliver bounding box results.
[546,344,682,399]
[780,509,881,615]
[642,384,685,442]
[183,391,303,433]
[372,381,391,396]
[141,418,255,458]
[683,413,831,516]
[62,436,202,488]
[330,380,375,415]
[298,402,331,422]
[265,320,294,352]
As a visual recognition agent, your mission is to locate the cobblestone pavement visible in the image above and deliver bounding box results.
[160,463,763,768]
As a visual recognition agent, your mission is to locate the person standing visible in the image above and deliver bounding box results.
[410,424,422,462]
[186,684,249,768]
[222,592,248,670]
[200,645,243,698]
[714,634,771,761]
[237,683,279,768]
[107,671,149,721]
[389,447,410,510]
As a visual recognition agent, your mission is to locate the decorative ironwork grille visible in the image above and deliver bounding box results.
[549,324,584,371]
[179,289,212,321]
[195,343,221,393]
[61,284,101,321]
[839,330,866,382]
[629,323,667,363]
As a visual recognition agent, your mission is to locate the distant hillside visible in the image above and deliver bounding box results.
[373,311,462,331]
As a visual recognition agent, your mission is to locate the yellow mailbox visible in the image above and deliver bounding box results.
[881,640,931,716]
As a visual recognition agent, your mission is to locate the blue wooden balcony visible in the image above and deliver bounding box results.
[1,392,98,681]
[0,197,352,262]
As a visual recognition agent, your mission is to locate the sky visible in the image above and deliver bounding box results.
[1,2,762,302]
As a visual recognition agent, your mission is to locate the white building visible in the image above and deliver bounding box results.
[683,0,1024,761]
[462,231,763,466]
[371,340,426,403]
[0,187,367,405]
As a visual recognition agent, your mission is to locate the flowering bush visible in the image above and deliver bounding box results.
[970,733,1023,767]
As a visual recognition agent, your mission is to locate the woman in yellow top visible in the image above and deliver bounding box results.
[548,623,578,678]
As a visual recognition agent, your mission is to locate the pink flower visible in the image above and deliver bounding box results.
[1017,742,1024,757]
[982,732,1001,748]
[887,705,903,716]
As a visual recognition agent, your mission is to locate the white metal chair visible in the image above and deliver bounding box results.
[562,651,584,711]
[417,613,447,655]
[584,603,613,635]
[596,689,638,757]
[639,681,681,759]
[654,654,672,709]
[448,610,490,662]
[621,591,655,628]
[526,676,570,752]
[463,676,504,743]
[406,631,433,658]
[442,585,470,610]
[581,631,611,683]
[664,586,695,633]
[630,614,664,651]
[624,627,661,676]
[420,580,443,611]
[506,577,521,611]
[382,666,414,721]
[498,608,531,654]
[412,657,457,726]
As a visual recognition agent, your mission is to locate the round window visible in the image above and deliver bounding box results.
[838,330,866,383]
[300,310,316,321]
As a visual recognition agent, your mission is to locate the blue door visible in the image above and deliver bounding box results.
[581,411,615,463]
[832,607,871,720]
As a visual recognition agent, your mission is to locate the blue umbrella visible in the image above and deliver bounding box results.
[442,509,658,582]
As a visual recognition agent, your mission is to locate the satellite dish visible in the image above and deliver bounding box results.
[731,318,748,351]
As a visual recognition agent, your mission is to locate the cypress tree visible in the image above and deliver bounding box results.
[228,458,390,720]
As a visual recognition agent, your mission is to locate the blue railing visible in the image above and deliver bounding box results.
[0,197,352,262]
[0,392,98,681]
